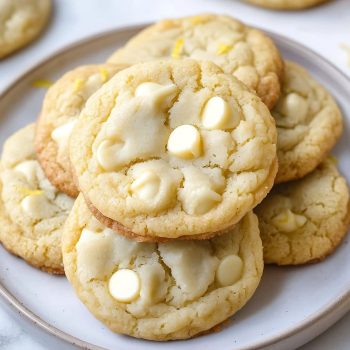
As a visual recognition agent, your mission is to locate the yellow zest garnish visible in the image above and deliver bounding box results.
[190,16,208,25]
[18,188,43,196]
[172,38,184,59]
[340,44,350,68]
[99,67,109,83]
[328,155,338,165]
[74,78,85,92]
[217,44,233,55]
[31,79,53,88]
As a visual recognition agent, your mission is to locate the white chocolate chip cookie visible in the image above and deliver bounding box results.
[245,0,330,10]
[0,124,74,274]
[273,61,343,183]
[35,64,128,197]
[62,195,263,340]
[256,159,350,265]
[107,14,284,109]
[0,0,51,59]
[70,60,278,241]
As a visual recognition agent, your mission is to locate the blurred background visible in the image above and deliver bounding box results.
[1,0,350,90]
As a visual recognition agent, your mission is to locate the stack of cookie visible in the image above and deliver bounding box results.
[0,14,348,341]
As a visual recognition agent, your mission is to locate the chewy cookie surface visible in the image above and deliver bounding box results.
[256,159,350,265]
[0,0,51,58]
[108,14,284,109]
[70,59,278,240]
[245,0,329,10]
[273,61,342,183]
[62,195,263,340]
[0,124,74,273]
[35,64,127,197]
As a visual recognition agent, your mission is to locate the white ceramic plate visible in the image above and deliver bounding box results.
[0,25,349,350]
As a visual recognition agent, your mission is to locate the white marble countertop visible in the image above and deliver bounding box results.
[0,0,350,349]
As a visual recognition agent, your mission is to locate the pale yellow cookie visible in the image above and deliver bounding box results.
[62,195,263,340]
[256,159,350,265]
[35,64,127,197]
[0,124,74,273]
[70,59,278,241]
[245,0,330,10]
[0,0,51,59]
[107,14,284,109]
[274,61,343,183]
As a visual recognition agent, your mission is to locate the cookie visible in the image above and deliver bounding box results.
[0,0,51,59]
[62,194,263,340]
[70,59,278,241]
[245,0,329,10]
[256,158,350,265]
[273,61,342,183]
[35,64,128,197]
[0,124,74,274]
[107,14,284,109]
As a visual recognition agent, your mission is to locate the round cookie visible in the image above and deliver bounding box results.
[70,59,278,241]
[256,158,350,265]
[107,14,284,109]
[245,0,330,10]
[273,61,343,183]
[62,195,263,340]
[35,64,128,197]
[0,0,51,59]
[0,124,74,274]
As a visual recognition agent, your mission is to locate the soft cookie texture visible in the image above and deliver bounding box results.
[256,159,350,265]
[245,0,330,10]
[107,14,283,109]
[70,59,278,241]
[273,61,343,183]
[0,0,51,58]
[35,64,127,197]
[62,195,264,340]
[0,124,74,274]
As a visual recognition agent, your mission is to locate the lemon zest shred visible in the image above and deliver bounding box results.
[74,78,85,92]
[99,67,109,83]
[172,38,184,59]
[217,44,233,55]
[18,188,43,196]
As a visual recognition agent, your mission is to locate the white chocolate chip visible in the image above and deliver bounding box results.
[14,160,39,183]
[167,125,202,159]
[51,119,78,152]
[272,209,307,233]
[179,166,224,215]
[158,240,219,304]
[131,170,161,201]
[109,269,141,302]
[76,228,153,283]
[21,194,58,219]
[281,93,308,120]
[216,255,243,287]
[201,97,240,130]
[55,192,75,211]
[138,263,167,305]
[83,73,104,97]
[135,82,177,106]
[96,139,123,171]
[77,228,99,244]
[184,187,221,215]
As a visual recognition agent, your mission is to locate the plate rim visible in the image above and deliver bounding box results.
[0,23,350,350]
